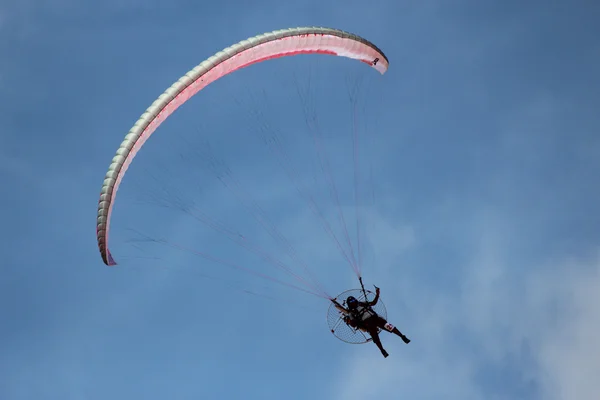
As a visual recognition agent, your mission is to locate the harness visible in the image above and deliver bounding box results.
[348,303,376,325]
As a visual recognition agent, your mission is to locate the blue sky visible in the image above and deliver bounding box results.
[1,1,600,399]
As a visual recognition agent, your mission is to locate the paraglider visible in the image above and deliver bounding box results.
[331,285,410,358]
[95,26,409,357]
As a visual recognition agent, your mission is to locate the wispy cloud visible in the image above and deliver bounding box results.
[331,208,600,400]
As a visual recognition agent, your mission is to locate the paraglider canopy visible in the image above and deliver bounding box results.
[327,289,387,344]
[96,26,388,267]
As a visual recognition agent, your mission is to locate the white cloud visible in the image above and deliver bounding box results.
[535,254,600,400]
[331,212,600,400]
